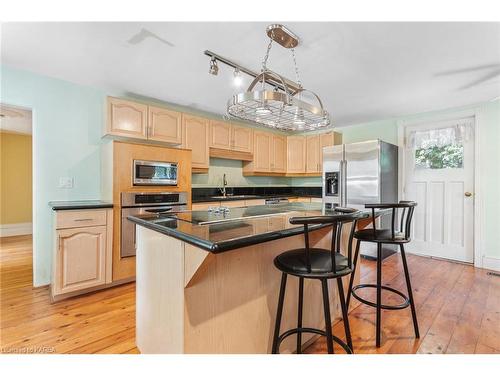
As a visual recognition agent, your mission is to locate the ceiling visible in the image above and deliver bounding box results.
[0,104,32,134]
[1,22,500,127]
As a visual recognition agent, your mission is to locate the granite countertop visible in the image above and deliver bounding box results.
[128,202,375,253]
[49,200,113,211]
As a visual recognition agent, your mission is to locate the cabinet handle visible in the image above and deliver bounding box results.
[74,218,93,222]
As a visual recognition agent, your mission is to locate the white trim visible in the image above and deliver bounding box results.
[0,222,32,237]
[397,107,482,268]
[482,256,500,272]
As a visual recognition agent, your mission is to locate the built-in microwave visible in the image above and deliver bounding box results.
[133,160,178,186]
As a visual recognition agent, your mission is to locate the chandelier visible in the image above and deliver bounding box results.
[206,24,331,133]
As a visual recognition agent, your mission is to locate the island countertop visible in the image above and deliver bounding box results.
[128,202,373,253]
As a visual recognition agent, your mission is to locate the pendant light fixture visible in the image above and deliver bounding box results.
[224,24,331,132]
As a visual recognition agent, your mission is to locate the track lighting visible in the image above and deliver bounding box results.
[233,68,243,86]
[209,57,218,76]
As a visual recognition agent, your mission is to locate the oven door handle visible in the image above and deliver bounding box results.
[145,207,173,214]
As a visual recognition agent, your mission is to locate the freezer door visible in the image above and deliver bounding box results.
[322,145,344,205]
[344,140,380,205]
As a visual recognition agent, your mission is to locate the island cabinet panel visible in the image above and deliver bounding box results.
[306,135,321,173]
[147,105,182,144]
[286,136,307,173]
[182,114,209,171]
[253,131,272,172]
[272,135,287,173]
[107,97,148,139]
[232,125,253,153]
[209,120,232,150]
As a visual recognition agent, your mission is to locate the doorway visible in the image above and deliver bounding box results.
[402,117,475,263]
[0,104,33,238]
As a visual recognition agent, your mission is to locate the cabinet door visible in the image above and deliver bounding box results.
[107,97,148,139]
[253,131,272,172]
[306,135,320,173]
[209,120,232,150]
[182,115,209,169]
[319,132,335,171]
[272,135,287,173]
[54,226,107,295]
[286,136,306,173]
[232,125,253,153]
[148,106,182,144]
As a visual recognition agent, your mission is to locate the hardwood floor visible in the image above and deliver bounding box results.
[1,235,499,354]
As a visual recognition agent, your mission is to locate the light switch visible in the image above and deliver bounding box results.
[58,177,74,189]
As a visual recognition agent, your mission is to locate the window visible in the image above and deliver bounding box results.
[414,142,463,169]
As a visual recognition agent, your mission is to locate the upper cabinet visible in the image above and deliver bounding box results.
[209,120,232,150]
[306,135,321,173]
[232,125,253,153]
[209,121,254,158]
[148,106,182,144]
[252,131,272,172]
[287,136,307,174]
[106,97,182,145]
[107,97,148,139]
[182,114,209,171]
[271,135,287,173]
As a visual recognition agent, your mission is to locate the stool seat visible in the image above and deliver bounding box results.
[274,248,351,278]
[354,229,410,244]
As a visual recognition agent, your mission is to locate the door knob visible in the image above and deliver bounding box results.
[464,192,472,197]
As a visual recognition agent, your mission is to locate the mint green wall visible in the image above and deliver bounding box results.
[341,119,398,144]
[1,66,108,286]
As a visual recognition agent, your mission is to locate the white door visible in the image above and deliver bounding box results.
[403,118,474,263]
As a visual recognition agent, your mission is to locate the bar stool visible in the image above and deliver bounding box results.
[271,208,361,354]
[346,201,420,347]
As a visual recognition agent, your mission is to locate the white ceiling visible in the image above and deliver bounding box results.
[2,22,500,127]
[0,104,32,134]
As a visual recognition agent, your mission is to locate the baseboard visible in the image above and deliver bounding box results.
[482,256,500,272]
[0,222,32,237]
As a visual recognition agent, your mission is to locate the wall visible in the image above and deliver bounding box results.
[1,65,107,286]
[0,131,32,225]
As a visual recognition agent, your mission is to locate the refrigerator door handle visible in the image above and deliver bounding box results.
[343,160,348,206]
[339,160,344,205]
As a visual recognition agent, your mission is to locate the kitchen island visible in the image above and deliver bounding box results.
[129,203,373,354]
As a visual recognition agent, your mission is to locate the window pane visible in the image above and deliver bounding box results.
[415,143,463,169]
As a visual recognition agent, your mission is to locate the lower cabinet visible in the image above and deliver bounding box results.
[52,209,113,300]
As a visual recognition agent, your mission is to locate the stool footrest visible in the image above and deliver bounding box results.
[351,283,410,310]
[275,327,353,354]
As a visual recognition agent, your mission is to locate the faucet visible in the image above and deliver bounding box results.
[219,173,228,197]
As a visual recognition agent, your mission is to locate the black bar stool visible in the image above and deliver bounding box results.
[346,201,420,347]
[271,208,361,354]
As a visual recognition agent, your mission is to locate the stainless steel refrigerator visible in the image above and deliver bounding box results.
[322,140,398,259]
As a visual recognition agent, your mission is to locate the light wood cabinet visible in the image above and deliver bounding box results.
[253,131,272,172]
[209,122,253,155]
[287,136,307,173]
[182,114,209,171]
[148,105,182,144]
[306,135,321,173]
[107,97,148,139]
[272,135,287,173]
[52,209,113,300]
[232,125,253,153]
[209,120,232,150]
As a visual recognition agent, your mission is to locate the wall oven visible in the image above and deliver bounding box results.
[120,192,188,258]
[133,160,178,186]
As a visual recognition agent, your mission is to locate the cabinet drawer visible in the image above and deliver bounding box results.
[56,209,107,229]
